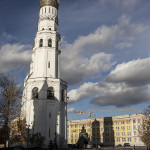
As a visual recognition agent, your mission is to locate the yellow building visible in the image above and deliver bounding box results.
[67,114,145,146]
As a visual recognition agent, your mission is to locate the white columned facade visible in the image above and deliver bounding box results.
[21,0,67,147]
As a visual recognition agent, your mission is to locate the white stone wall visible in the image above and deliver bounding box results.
[22,1,67,147]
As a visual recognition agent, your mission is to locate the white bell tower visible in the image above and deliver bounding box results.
[22,0,68,147]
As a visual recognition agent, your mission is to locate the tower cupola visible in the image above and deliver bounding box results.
[40,0,59,9]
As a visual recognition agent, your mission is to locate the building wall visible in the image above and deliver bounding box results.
[21,1,67,147]
[67,114,145,146]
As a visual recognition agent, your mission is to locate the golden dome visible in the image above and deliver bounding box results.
[40,0,59,9]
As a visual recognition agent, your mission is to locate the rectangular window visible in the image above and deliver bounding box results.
[49,112,51,118]
[48,62,50,68]
[49,128,50,138]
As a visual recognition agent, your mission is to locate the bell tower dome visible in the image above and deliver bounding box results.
[40,0,59,9]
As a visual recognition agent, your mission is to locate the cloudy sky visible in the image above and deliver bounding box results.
[0,0,150,120]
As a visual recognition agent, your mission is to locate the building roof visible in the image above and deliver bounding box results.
[68,114,144,123]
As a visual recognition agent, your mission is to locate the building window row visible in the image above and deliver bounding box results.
[116,137,132,142]
[115,126,131,131]
[32,87,65,101]
[121,132,126,136]
[121,126,125,130]
[39,39,52,48]
[32,87,54,100]
[115,120,132,125]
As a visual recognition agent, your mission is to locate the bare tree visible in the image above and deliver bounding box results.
[140,106,150,150]
[0,73,22,148]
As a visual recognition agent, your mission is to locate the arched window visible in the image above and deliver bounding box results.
[39,39,43,47]
[32,87,38,100]
[61,89,65,102]
[48,39,52,47]
[47,87,54,99]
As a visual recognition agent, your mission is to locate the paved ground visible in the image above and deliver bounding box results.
[76,147,147,150]
[99,147,146,150]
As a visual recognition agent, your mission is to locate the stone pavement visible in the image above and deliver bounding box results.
[76,147,147,150]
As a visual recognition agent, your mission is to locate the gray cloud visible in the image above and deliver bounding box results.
[68,82,100,103]
[61,15,145,85]
[67,107,77,113]
[61,52,114,85]
[91,83,150,107]
[0,32,17,45]
[115,42,133,50]
[106,57,150,86]
[68,57,150,107]
[0,44,31,73]
[100,0,139,8]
